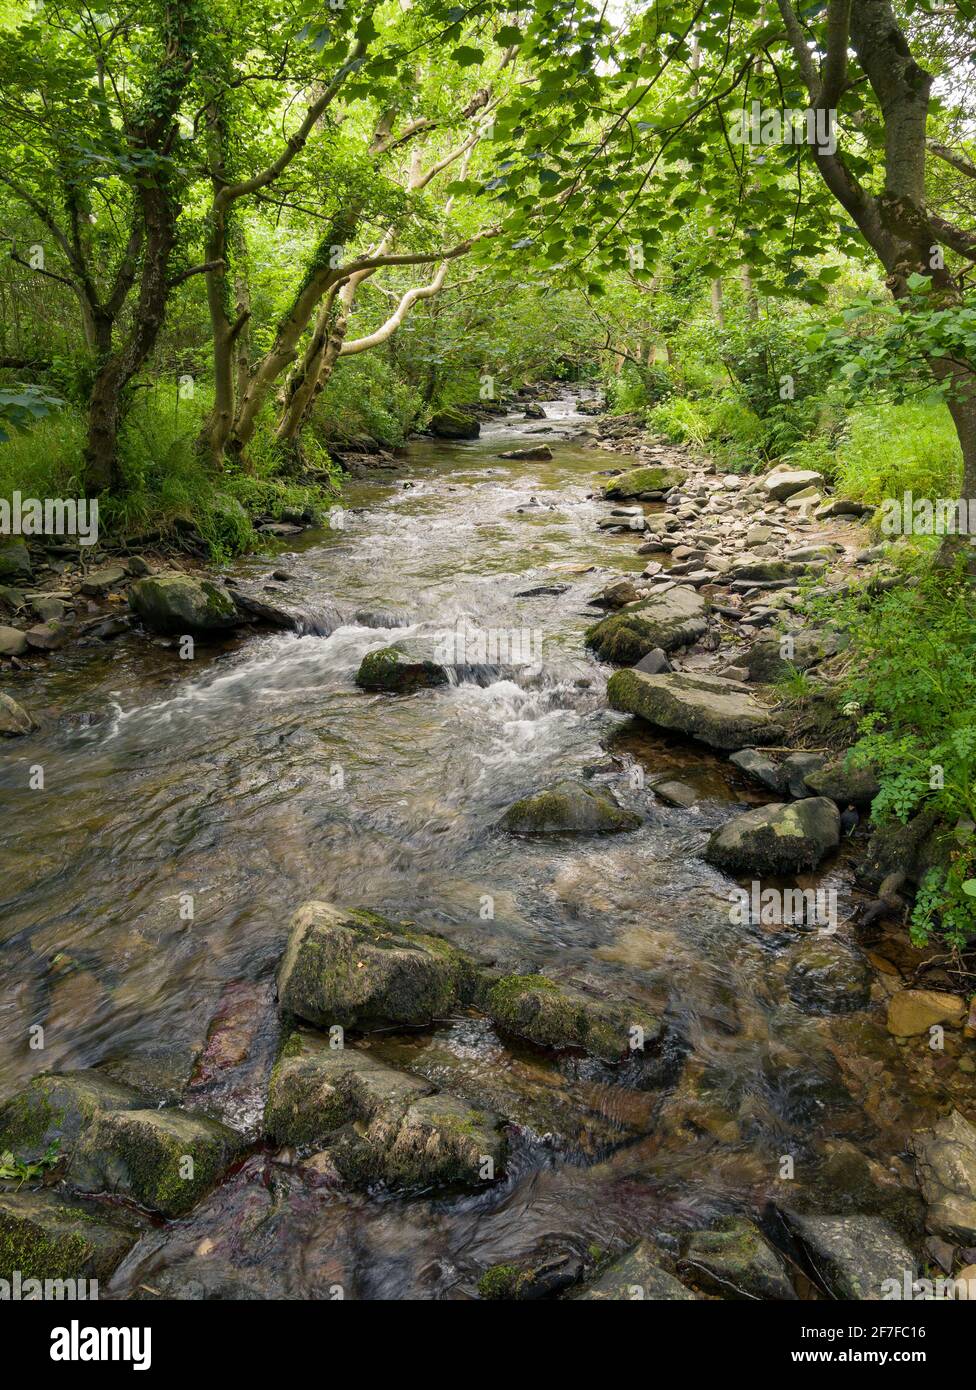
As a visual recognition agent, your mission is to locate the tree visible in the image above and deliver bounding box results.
[488,0,976,552]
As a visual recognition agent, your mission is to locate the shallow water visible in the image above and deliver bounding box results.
[0,397,925,1298]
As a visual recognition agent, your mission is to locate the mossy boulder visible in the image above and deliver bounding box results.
[678,1221,795,1300]
[428,408,479,439]
[577,1242,696,1300]
[0,1190,148,1284]
[265,1029,429,1148]
[602,465,686,499]
[276,900,476,1031]
[71,1107,243,1217]
[478,1247,584,1300]
[355,645,448,693]
[0,1070,144,1163]
[129,572,241,634]
[705,798,840,876]
[499,780,640,835]
[484,974,661,1064]
[266,1031,505,1189]
[585,585,708,662]
[608,669,785,751]
[0,1070,242,1218]
[0,690,34,737]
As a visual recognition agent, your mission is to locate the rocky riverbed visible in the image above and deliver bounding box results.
[1,390,975,1301]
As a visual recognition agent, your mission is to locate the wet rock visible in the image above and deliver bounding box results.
[0,625,27,657]
[72,1106,243,1217]
[0,1070,144,1161]
[484,973,660,1063]
[428,408,479,439]
[678,1220,796,1300]
[523,403,546,419]
[602,465,686,499]
[355,645,448,693]
[764,468,825,501]
[781,750,826,799]
[276,901,475,1030]
[887,990,966,1037]
[652,778,698,808]
[267,1032,504,1189]
[499,781,640,835]
[804,757,880,808]
[0,1069,242,1217]
[229,589,301,630]
[586,586,708,662]
[0,1189,148,1284]
[730,747,785,793]
[781,1212,915,1299]
[576,1242,697,1300]
[588,577,640,609]
[499,445,552,461]
[266,1030,427,1147]
[786,936,872,1014]
[26,619,71,651]
[912,1111,976,1243]
[80,564,127,596]
[609,669,785,751]
[479,1247,584,1300]
[129,572,241,634]
[706,798,840,875]
[0,539,32,582]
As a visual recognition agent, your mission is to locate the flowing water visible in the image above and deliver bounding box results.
[0,396,930,1298]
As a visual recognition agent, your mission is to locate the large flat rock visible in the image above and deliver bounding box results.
[607,669,785,750]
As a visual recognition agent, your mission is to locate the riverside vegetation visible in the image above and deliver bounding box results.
[1,0,976,1303]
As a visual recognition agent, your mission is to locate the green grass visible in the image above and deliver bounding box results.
[0,386,342,563]
[788,397,962,504]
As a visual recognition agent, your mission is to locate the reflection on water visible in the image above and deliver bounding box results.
[0,398,921,1298]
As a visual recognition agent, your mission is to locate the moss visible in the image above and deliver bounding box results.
[354,646,447,693]
[355,647,401,689]
[477,1263,525,1300]
[0,1218,92,1283]
[77,1110,240,1217]
[602,465,686,499]
[485,973,659,1063]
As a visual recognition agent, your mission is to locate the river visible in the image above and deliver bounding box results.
[0,395,934,1299]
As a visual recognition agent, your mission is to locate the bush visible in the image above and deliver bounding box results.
[811,559,976,946]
